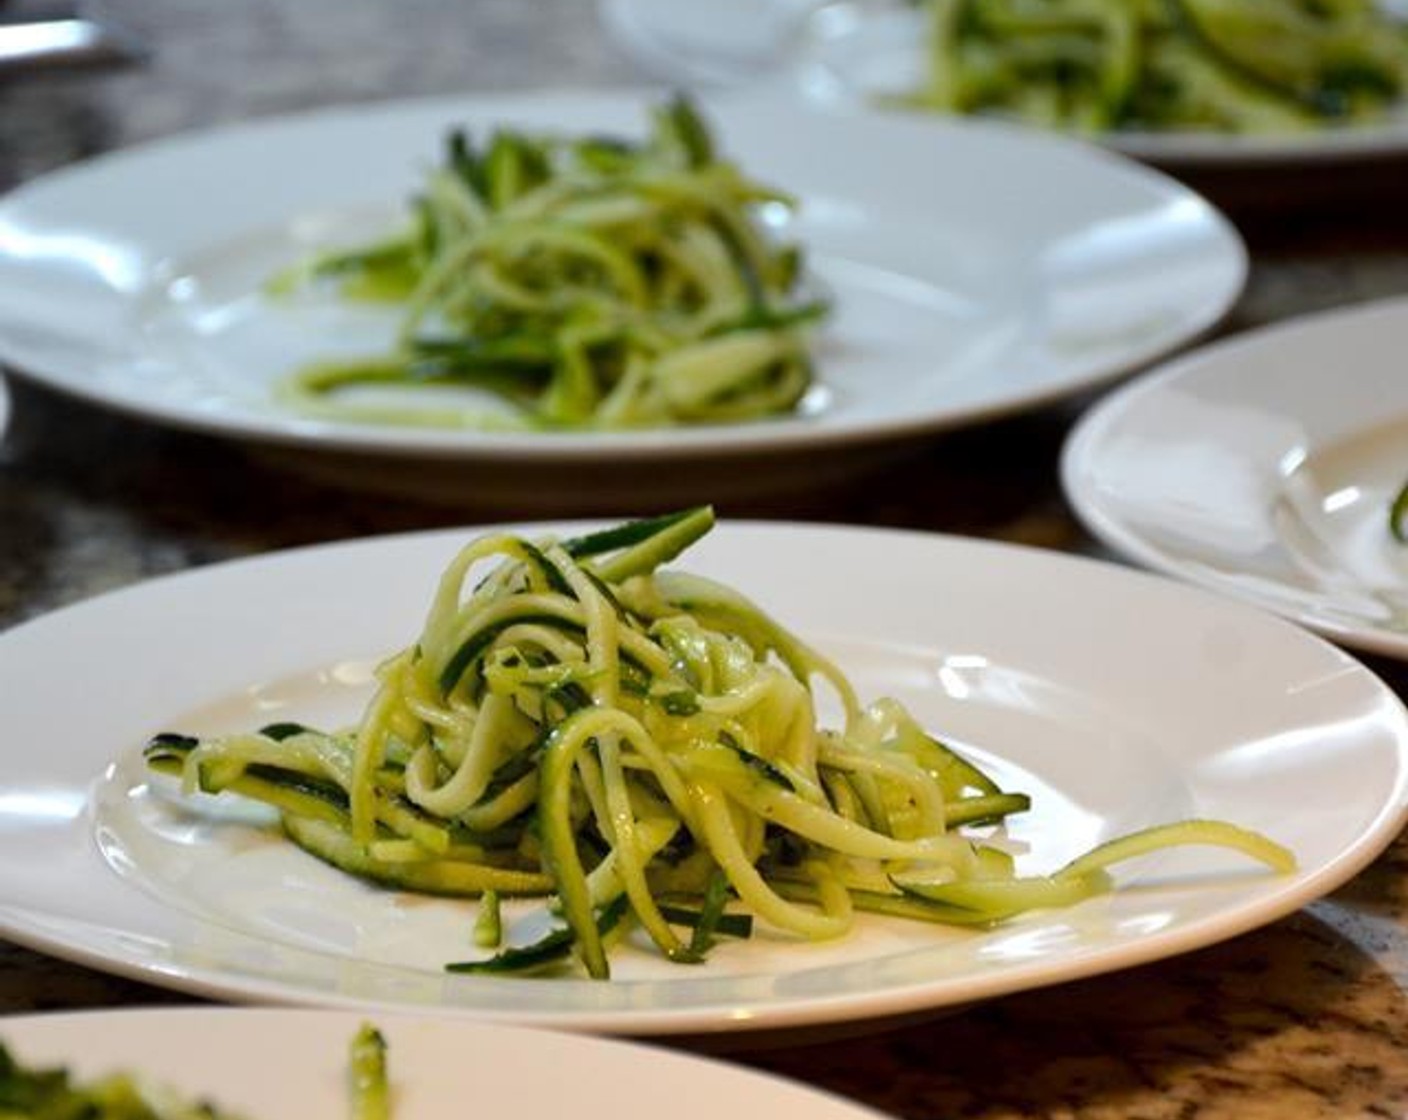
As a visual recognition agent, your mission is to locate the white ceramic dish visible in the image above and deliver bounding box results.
[0,90,1243,505]
[1063,295,1408,662]
[0,1007,885,1119]
[1,521,1405,1036]
[603,0,1408,170]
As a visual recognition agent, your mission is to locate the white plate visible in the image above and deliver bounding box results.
[603,0,1408,169]
[0,1007,884,1120]
[0,90,1243,505]
[1,521,1405,1036]
[1063,295,1408,662]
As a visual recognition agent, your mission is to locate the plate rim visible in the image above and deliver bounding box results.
[1061,292,1408,662]
[2,519,1406,1034]
[0,86,1246,463]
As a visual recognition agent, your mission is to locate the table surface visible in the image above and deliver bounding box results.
[5,3,1408,1117]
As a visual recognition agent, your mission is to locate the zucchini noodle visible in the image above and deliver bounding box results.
[145,508,1295,979]
[0,1023,388,1120]
[269,96,826,430]
[1392,476,1408,542]
[894,0,1408,133]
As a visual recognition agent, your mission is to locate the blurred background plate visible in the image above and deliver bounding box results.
[1063,295,1408,661]
[602,0,1408,171]
[0,89,1243,509]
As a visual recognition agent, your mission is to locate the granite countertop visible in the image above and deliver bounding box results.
[4,4,1408,1117]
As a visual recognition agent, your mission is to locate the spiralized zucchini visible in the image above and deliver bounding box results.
[145,508,1294,979]
[271,96,826,430]
[0,1046,232,1120]
[0,1024,388,1120]
[895,0,1408,133]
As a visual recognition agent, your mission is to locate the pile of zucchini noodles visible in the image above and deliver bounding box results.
[0,1024,387,1120]
[146,508,1293,979]
[895,0,1408,133]
[271,96,825,430]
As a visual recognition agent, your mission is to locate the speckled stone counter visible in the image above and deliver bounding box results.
[5,5,1408,1118]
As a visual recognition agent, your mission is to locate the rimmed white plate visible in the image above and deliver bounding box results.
[1,521,1405,1036]
[0,90,1242,505]
[0,1007,884,1120]
[603,0,1408,170]
[1063,295,1408,662]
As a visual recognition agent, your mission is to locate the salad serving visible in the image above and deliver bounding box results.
[271,97,827,432]
[891,0,1408,134]
[145,508,1294,979]
[0,1023,388,1120]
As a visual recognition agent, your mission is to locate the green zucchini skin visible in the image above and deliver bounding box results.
[1392,477,1408,543]
[284,816,553,897]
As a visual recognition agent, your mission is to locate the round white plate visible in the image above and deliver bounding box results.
[1,521,1405,1036]
[0,1007,884,1120]
[0,90,1242,505]
[1063,295,1408,662]
[603,0,1408,169]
